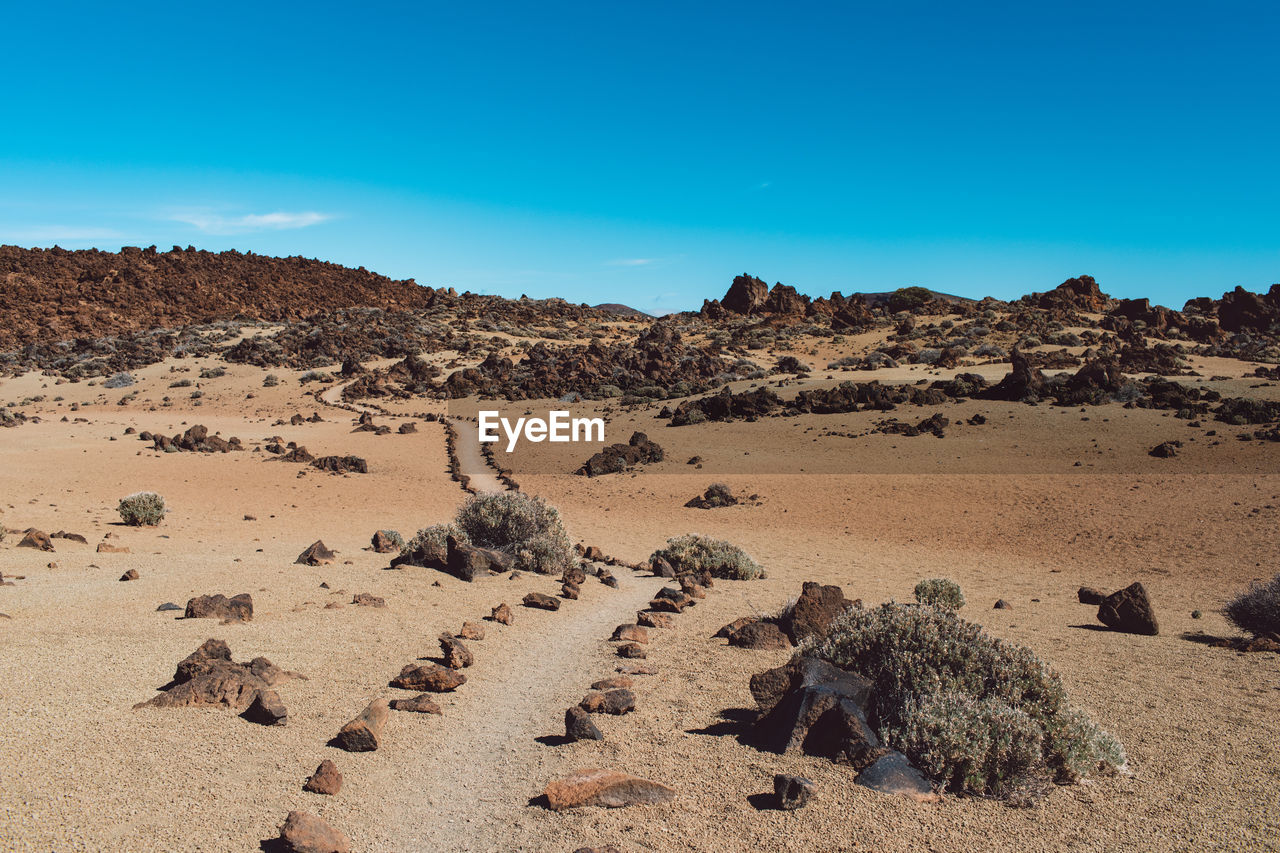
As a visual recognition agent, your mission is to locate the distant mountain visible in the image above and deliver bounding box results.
[593,303,652,319]
[0,245,436,349]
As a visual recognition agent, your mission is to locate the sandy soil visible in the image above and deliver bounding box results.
[1,355,1277,852]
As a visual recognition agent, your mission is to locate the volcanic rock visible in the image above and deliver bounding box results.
[277,810,350,853]
[522,592,561,611]
[296,541,336,566]
[1097,582,1159,635]
[391,663,467,692]
[542,769,676,810]
[774,774,815,810]
[184,593,253,622]
[439,632,475,669]
[389,693,442,714]
[333,698,390,752]
[302,760,343,795]
[565,706,604,741]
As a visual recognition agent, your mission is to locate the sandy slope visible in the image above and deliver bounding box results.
[1,357,1278,851]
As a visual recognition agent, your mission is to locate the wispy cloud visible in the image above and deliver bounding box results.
[172,210,333,235]
[751,181,772,191]
[606,258,657,267]
[0,225,125,243]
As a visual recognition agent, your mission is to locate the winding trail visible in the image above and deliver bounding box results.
[447,416,507,494]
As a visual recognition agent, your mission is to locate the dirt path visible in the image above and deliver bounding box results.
[360,569,665,851]
[449,416,506,494]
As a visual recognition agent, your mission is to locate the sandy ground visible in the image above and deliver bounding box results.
[1,354,1278,852]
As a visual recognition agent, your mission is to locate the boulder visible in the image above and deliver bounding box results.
[184,593,253,622]
[446,536,512,581]
[135,639,294,714]
[722,273,770,315]
[1097,582,1159,635]
[637,611,673,629]
[277,810,350,853]
[243,689,288,726]
[543,769,676,810]
[311,455,368,475]
[778,582,856,643]
[333,698,390,752]
[523,592,561,611]
[303,760,342,795]
[565,706,604,741]
[1077,586,1106,605]
[727,620,791,650]
[590,676,633,691]
[352,592,386,608]
[750,656,880,770]
[616,643,647,659]
[856,751,940,802]
[119,569,139,581]
[97,542,130,553]
[439,633,474,669]
[458,621,485,640]
[391,663,466,692]
[18,529,54,551]
[296,541,336,566]
[370,530,400,553]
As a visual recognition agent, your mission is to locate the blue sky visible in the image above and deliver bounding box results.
[1,1,1276,314]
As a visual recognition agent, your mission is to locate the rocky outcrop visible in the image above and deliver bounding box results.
[575,432,664,476]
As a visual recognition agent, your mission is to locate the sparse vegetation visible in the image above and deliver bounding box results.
[813,603,1125,795]
[262,374,280,387]
[117,492,167,526]
[455,491,576,574]
[1223,573,1280,638]
[649,534,764,580]
[104,372,135,389]
[376,529,405,551]
[914,578,966,610]
[403,523,468,565]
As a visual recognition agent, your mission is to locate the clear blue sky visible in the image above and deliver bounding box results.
[2,1,1276,313]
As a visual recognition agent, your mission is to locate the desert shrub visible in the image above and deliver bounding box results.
[887,286,933,313]
[199,366,226,379]
[403,523,468,565]
[169,379,193,388]
[104,372,135,389]
[914,578,966,610]
[973,343,1007,359]
[263,374,280,387]
[649,534,763,580]
[376,529,405,551]
[914,348,943,365]
[1224,573,1280,638]
[455,491,575,574]
[813,603,1125,794]
[118,492,166,526]
[704,483,734,504]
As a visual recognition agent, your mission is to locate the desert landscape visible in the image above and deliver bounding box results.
[1,249,1277,852]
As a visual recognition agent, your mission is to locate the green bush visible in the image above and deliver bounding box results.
[1224,573,1280,638]
[649,534,764,580]
[914,578,966,610]
[263,374,280,387]
[455,492,575,575]
[403,523,469,565]
[118,492,167,526]
[813,603,1124,794]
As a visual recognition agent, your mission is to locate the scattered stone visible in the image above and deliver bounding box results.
[389,693,442,714]
[616,643,647,659]
[490,602,513,624]
[439,633,475,668]
[391,663,466,692]
[1149,441,1181,458]
[51,530,87,544]
[458,621,485,640]
[727,620,791,650]
[97,542,130,554]
[637,611,673,629]
[561,583,580,600]
[118,569,139,581]
[590,676,633,691]
[565,705,604,741]
[598,570,618,588]
[580,689,636,715]
[610,624,649,644]
[777,581,856,643]
[714,617,756,639]
[993,599,1012,610]
[243,689,288,726]
[856,751,940,802]
[333,698,390,752]
[1078,586,1106,605]
[311,455,368,475]
[135,639,296,713]
[18,529,54,551]
[445,536,513,581]
[352,592,386,608]
[572,846,622,853]
[543,769,676,810]
[296,541,336,566]
[616,663,658,675]
[156,602,182,612]
[184,593,253,622]
[302,760,343,795]
[1097,581,1159,635]
[277,810,350,853]
[523,592,561,611]
[370,530,400,553]
[774,774,815,810]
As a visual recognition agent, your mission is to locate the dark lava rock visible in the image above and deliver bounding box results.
[565,705,604,741]
[184,593,253,622]
[774,774,816,810]
[750,656,881,770]
[1078,586,1107,605]
[1097,581,1159,635]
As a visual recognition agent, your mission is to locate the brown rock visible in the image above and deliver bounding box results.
[302,760,342,795]
[778,581,855,643]
[522,592,561,611]
[97,542,130,553]
[565,705,603,741]
[184,593,253,622]
[727,620,791,650]
[1078,586,1107,605]
[458,621,485,640]
[1097,581,1159,635]
[616,643,647,659]
[489,602,513,624]
[856,751,940,802]
[774,774,815,810]
[352,592,386,607]
[610,624,649,644]
[243,689,288,726]
[18,529,54,551]
[590,676,633,691]
[370,530,400,553]
[119,569,139,581]
[333,698,390,752]
[391,663,466,692]
[714,616,755,639]
[616,663,658,675]
[135,639,294,713]
[579,689,636,715]
[296,540,336,566]
[439,633,474,668]
[389,693,442,714]
[543,769,676,810]
[278,810,351,853]
[561,582,580,600]
[637,611,673,629]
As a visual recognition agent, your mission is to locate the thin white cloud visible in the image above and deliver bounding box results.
[607,258,657,267]
[172,210,333,235]
[1,225,125,243]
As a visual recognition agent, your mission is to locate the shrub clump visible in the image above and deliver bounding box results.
[376,529,406,551]
[455,492,576,575]
[402,523,469,566]
[104,372,136,389]
[263,374,280,387]
[1224,573,1280,639]
[813,603,1124,795]
[649,534,764,580]
[914,578,966,610]
[118,492,167,526]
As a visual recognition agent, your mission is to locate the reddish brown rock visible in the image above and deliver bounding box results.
[97,542,130,554]
[184,593,253,622]
[333,698,390,752]
[727,620,791,650]
[778,581,856,643]
[18,529,54,551]
[610,624,649,644]
[523,592,561,611]
[278,810,351,853]
[135,639,294,713]
[565,706,603,741]
[352,592,386,608]
[439,633,474,669]
[391,663,466,692]
[616,643,647,659]
[242,689,288,726]
[119,569,139,581]
[458,621,485,640]
[637,611,673,629]
[1097,582,1159,635]
[489,602,514,624]
[1078,586,1107,605]
[389,693,442,714]
[296,540,336,566]
[714,617,756,639]
[370,530,400,553]
[590,676,633,691]
[303,759,343,795]
[579,689,636,715]
[543,769,676,810]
